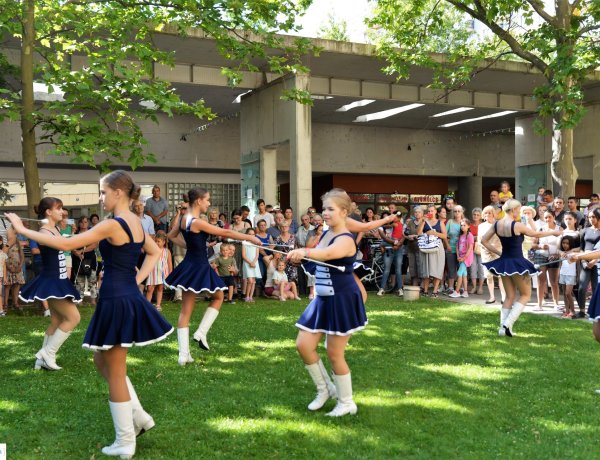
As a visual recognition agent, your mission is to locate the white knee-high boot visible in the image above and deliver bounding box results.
[326,373,358,417]
[36,328,70,370]
[193,307,219,350]
[126,377,155,438]
[503,302,526,337]
[34,333,49,370]
[102,401,136,459]
[177,327,194,366]
[498,308,511,336]
[305,360,337,411]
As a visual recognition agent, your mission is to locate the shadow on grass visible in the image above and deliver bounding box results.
[1,298,600,458]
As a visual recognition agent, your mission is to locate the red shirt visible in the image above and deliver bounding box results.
[391,222,404,239]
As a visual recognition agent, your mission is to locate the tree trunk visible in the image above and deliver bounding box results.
[21,0,41,218]
[550,118,577,199]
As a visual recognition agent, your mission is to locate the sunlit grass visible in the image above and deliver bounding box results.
[1,296,600,458]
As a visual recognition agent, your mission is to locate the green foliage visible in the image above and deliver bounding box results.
[3,298,600,458]
[368,0,600,128]
[317,13,350,42]
[0,0,315,171]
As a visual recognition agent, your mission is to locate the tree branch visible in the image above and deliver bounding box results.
[523,0,558,27]
[447,0,549,76]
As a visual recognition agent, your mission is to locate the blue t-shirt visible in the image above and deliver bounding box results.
[446,221,461,253]
[29,240,43,266]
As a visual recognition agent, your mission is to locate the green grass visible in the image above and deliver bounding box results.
[1,296,600,459]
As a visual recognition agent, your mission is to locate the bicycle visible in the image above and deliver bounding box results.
[360,244,385,291]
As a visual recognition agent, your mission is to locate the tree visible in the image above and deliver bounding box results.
[368,0,600,198]
[317,13,350,42]
[0,0,314,216]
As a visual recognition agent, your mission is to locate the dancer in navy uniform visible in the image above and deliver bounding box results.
[7,170,173,459]
[482,199,561,337]
[19,197,81,371]
[165,187,261,365]
[569,237,600,334]
[287,189,367,417]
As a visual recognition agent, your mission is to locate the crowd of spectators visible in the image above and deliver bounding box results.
[2,183,600,317]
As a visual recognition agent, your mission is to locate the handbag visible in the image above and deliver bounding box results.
[418,234,442,253]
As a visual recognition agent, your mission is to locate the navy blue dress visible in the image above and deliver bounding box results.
[483,221,540,276]
[83,217,173,350]
[586,241,600,321]
[19,228,81,303]
[165,216,228,294]
[296,232,368,336]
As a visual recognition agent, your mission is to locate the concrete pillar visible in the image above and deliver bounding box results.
[289,73,312,216]
[458,175,483,215]
[260,147,278,205]
[594,153,600,194]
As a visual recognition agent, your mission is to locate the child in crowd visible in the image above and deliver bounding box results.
[273,259,300,301]
[498,181,513,204]
[0,240,6,316]
[451,218,474,298]
[559,236,577,318]
[242,228,261,302]
[212,243,238,304]
[4,227,25,309]
[145,231,172,311]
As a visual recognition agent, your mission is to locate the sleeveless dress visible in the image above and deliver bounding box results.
[164,216,228,294]
[146,247,169,285]
[19,228,81,303]
[482,221,540,276]
[296,232,368,336]
[586,241,600,321]
[242,244,262,278]
[82,217,173,350]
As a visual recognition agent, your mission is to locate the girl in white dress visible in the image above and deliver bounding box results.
[242,228,261,302]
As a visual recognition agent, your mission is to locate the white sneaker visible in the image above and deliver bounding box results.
[397,289,404,297]
[449,291,461,298]
[498,327,505,336]
[461,292,469,298]
[376,289,385,296]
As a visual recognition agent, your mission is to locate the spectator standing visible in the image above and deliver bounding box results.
[295,214,314,295]
[267,212,284,240]
[0,240,6,316]
[489,190,502,219]
[284,207,299,234]
[404,206,424,286]
[418,204,447,298]
[275,222,298,285]
[576,208,600,318]
[145,231,172,311]
[253,199,275,227]
[242,228,261,302]
[553,197,566,227]
[169,202,188,301]
[469,208,484,295]
[478,206,506,304]
[444,205,465,295]
[585,193,600,216]
[72,216,99,305]
[133,199,155,236]
[532,211,561,310]
[219,212,230,229]
[567,196,585,228]
[144,185,169,232]
[4,226,25,309]
[377,212,405,296]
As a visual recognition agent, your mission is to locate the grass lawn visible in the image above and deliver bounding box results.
[1,296,600,459]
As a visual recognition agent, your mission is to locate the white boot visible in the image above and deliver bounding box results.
[193,307,219,351]
[498,308,511,336]
[326,373,358,417]
[36,328,70,370]
[177,327,194,366]
[126,377,155,438]
[34,334,49,370]
[503,302,526,337]
[101,401,136,459]
[305,360,337,411]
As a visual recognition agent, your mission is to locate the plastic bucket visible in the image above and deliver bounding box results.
[403,286,420,301]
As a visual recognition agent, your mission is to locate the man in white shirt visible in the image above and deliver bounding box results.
[253,199,275,227]
[295,214,314,248]
[133,200,156,235]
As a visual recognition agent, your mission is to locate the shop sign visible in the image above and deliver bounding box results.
[410,194,441,204]
[377,193,409,203]
[348,193,375,203]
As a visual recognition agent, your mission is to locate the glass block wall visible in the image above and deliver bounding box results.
[167,182,241,220]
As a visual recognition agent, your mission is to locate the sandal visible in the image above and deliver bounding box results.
[431,291,439,298]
